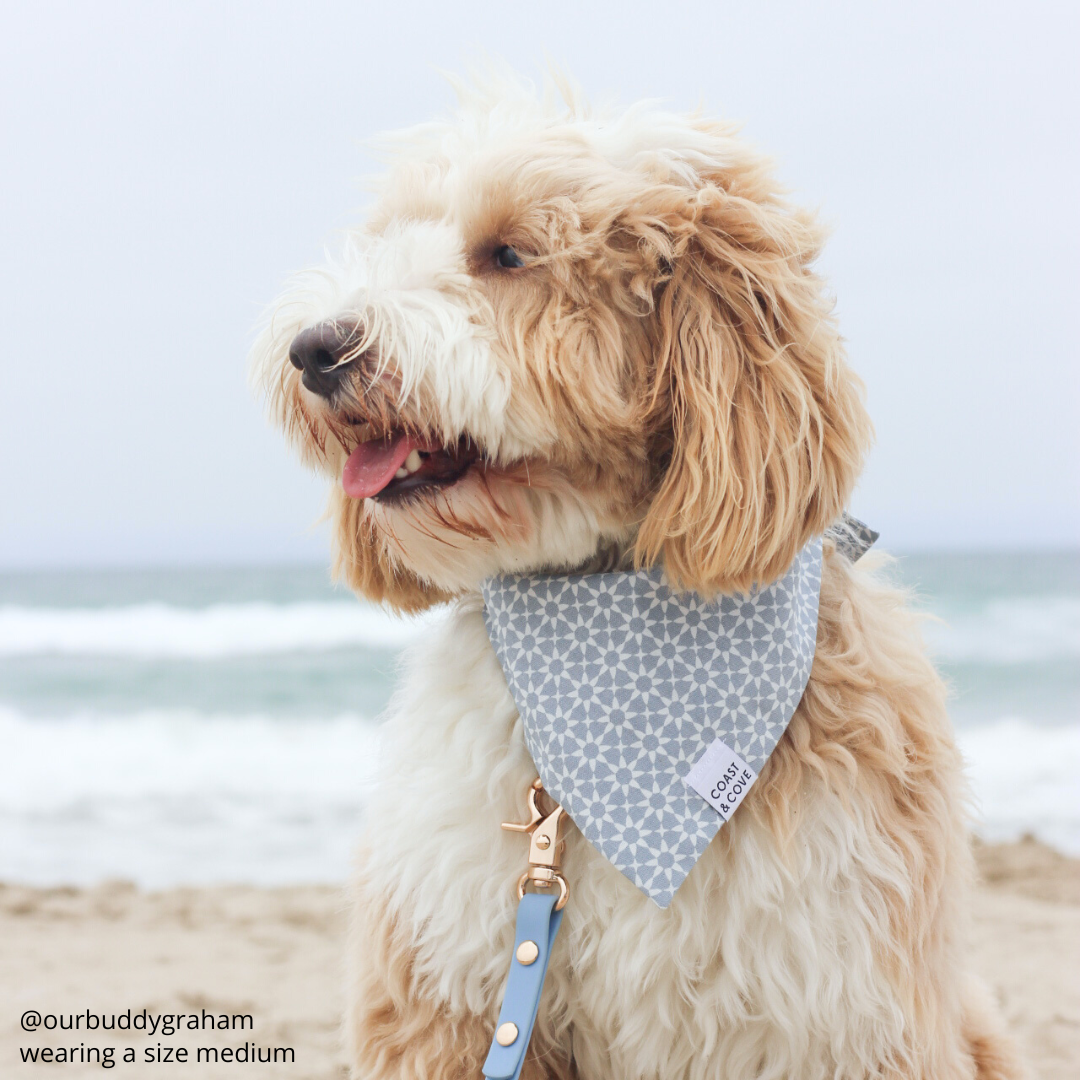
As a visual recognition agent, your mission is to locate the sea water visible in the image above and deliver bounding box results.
[0,554,1077,886]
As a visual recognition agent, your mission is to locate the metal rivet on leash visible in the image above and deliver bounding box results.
[515,941,539,965]
[495,1023,519,1046]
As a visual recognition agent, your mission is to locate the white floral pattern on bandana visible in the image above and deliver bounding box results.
[481,517,876,907]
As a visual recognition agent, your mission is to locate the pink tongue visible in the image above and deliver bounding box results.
[342,432,416,499]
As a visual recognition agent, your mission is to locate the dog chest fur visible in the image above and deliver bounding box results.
[346,551,998,1080]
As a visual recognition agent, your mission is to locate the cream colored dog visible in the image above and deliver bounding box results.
[252,72,1023,1080]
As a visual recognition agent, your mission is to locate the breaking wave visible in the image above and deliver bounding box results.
[0,602,442,658]
[0,706,1076,886]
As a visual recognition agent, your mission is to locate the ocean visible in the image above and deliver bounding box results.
[1,553,1077,887]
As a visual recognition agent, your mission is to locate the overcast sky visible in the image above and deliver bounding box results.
[1,1,1077,567]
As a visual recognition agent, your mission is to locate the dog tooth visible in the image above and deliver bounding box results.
[404,450,422,473]
[395,468,408,479]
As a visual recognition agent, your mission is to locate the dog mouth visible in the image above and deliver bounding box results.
[341,430,481,502]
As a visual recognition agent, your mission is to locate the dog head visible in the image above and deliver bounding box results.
[251,73,871,611]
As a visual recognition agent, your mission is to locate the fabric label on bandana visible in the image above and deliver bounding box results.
[683,739,758,821]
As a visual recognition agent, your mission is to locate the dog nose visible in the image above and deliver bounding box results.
[288,321,363,398]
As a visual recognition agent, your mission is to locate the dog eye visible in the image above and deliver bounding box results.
[494,245,525,269]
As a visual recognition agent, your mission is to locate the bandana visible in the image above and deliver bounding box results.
[481,516,877,907]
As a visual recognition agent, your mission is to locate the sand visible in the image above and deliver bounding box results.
[2,839,1078,1079]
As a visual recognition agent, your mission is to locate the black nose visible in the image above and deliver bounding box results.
[288,321,363,398]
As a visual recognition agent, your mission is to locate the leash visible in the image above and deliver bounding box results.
[482,778,569,1080]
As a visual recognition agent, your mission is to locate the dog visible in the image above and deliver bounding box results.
[251,71,1024,1080]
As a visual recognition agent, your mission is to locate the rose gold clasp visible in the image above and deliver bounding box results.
[502,778,569,910]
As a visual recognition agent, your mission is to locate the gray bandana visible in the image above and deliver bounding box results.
[481,517,877,907]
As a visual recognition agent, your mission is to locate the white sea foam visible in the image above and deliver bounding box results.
[923,596,1080,664]
[3,593,1078,662]
[0,707,381,806]
[0,706,1076,886]
[0,706,381,886]
[958,718,1080,854]
[0,601,444,658]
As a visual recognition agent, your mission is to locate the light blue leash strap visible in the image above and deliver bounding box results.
[484,778,569,1080]
[481,891,564,1080]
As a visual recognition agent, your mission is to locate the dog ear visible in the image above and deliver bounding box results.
[630,147,872,594]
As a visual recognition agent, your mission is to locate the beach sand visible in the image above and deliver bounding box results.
[3,839,1078,1079]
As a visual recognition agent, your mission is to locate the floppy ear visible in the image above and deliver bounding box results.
[631,153,872,594]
